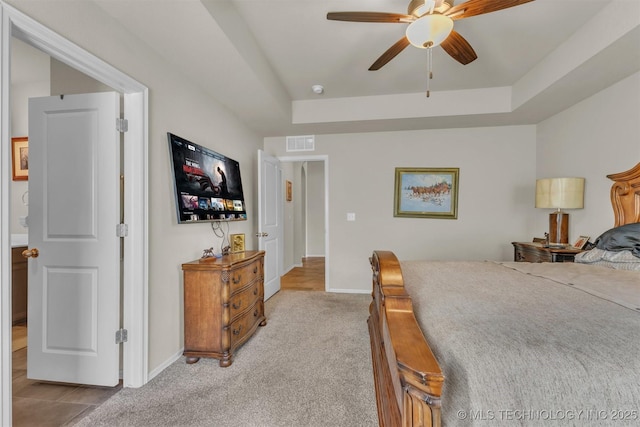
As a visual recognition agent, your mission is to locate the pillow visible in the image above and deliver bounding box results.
[594,223,640,258]
[575,248,640,271]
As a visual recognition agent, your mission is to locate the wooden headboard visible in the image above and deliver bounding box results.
[607,162,640,226]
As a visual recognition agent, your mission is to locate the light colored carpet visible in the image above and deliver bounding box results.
[73,290,378,426]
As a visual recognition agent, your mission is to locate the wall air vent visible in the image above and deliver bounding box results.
[286,135,315,152]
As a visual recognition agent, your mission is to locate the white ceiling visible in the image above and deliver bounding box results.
[13,0,640,137]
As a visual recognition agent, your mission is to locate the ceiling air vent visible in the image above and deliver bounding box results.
[286,135,315,152]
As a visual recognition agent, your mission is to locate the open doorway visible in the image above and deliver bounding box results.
[2,4,149,424]
[279,158,328,292]
[10,38,126,425]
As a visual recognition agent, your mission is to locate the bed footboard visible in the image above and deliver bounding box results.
[368,251,444,427]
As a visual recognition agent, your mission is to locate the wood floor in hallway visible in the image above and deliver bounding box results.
[11,326,121,426]
[281,257,325,291]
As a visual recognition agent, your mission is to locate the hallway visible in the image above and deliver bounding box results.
[281,257,325,291]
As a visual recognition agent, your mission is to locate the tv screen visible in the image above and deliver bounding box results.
[167,132,247,223]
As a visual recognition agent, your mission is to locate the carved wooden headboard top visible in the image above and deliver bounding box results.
[607,162,640,226]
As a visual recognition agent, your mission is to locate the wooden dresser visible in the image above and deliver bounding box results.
[182,250,266,367]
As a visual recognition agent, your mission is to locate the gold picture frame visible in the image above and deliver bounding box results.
[286,180,292,202]
[572,235,590,249]
[11,137,28,181]
[394,167,459,219]
[230,233,245,253]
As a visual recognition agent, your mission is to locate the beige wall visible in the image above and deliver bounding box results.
[536,71,640,240]
[305,161,324,256]
[266,71,640,294]
[8,0,639,380]
[266,125,537,293]
[7,0,263,373]
[281,161,295,271]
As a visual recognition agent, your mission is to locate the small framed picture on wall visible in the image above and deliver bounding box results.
[286,180,292,202]
[12,137,28,181]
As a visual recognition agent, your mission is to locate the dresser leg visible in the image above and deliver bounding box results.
[259,319,267,326]
[219,356,233,367]
[185,356,200,364]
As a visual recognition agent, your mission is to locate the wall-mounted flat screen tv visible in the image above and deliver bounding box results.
[168,132,247,223]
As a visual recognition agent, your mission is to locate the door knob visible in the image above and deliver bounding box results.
[22,248,39,259]
[255,232,269,237]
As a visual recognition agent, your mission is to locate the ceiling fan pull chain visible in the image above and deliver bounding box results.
[426,46,433,97]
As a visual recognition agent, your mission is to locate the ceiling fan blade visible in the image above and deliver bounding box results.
[327,12,413,23]
[440,30,477,65]
[445,0,534,20]
[369,37,411,70]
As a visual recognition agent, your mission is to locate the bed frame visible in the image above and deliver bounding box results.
[368,162,640,427]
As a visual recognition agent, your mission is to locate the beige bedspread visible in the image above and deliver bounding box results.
[400,260,640,426]
[500,262,640,311]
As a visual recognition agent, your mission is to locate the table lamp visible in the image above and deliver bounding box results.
[535,177,585,246]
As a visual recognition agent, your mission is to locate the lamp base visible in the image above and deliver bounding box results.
[549,211,569,245]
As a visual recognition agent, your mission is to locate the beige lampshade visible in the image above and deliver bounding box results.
[535,177,585,209]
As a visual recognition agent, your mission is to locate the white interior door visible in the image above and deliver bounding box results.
[26,92,121,386]
[258,150,282,300]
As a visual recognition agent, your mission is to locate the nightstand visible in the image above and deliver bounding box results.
[511,242,584,263]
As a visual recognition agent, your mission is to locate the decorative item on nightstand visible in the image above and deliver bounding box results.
[535,177,584,246]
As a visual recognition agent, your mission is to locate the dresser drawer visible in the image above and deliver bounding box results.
[514,245,551,262]
[229,279,261,321]
[182,250,266,366]
[229,260,262,292]
[230,301,263,347]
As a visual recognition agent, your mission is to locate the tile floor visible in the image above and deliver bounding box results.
[12,329,121,426]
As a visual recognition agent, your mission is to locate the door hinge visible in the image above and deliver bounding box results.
[116,118,128,133]
[116,223,129,237]
[115,328,128,344]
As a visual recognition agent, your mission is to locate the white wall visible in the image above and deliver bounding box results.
[536,71,640,241]
[7,0,263,373]
[10,81,47,234]
[281,161,295,272]
[266,125,537,293]
[305,161,324,256]
[10,40,49,234]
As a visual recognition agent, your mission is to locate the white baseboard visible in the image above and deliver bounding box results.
[327,288,371,294]
[305,254,325,258]
[147,347,184,382]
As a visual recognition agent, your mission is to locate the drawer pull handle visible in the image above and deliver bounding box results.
[232,302,242,310]
[254,309,259,317]
[253,288,258,295]
[253,266,258,274]
[233,326,243,336]
[233,275,242,284]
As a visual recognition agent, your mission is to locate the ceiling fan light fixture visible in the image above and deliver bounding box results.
[405,14,453,48]
[408,0,452,17]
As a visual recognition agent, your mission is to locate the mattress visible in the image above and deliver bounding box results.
[400,260,640,426]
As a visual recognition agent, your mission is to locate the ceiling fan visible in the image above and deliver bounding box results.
[327,0,534,94]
